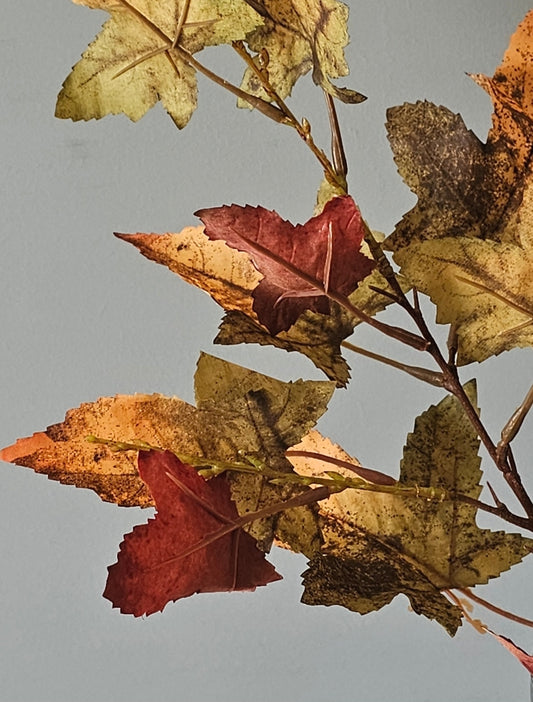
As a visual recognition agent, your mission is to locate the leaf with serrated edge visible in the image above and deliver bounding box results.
[194,353,334,549]
[394,178,533,365]
[290,384,533,635]
[385,101,517,251]
[0,355,334,516]
[56,0,263,128]
[104,450,281,616]
[239,0,365,105]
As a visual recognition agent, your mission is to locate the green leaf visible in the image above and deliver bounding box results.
[194,352,335,549]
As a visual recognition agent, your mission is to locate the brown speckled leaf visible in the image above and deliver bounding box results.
[385,11,533,251]
[291,384,533,635]
[385,101,517,250]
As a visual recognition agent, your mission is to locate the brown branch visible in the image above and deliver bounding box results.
[458,588,533,628]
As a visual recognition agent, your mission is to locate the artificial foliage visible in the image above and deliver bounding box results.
[3,0,533,688]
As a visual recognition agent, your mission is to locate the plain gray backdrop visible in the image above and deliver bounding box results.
[2,2,533,701]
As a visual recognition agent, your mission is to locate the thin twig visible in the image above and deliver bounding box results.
[324,91,347,181]
[498,383,533,461]
[341,340,444,387]
[459,588,533,628]
[232,40,345,189]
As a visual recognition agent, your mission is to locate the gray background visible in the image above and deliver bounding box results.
[1,2,533,701]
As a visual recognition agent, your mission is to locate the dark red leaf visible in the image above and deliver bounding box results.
[195,196,374,334]
[103,450,281,616]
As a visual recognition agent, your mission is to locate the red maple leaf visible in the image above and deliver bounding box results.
[195,195,374,334]
[103,450,281,616]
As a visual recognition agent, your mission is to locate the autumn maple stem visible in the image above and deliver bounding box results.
[153,485,333,568]
[231,41,345,190]
[403,300,533,520]
[360,220,533,520]
[341,341,444,387]
[458,588,533,628]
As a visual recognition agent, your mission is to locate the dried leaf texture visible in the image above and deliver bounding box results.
[240,0,365,104]
[196,196,375,335]
[0,394,194,507]
[385,11,533,364]
[0,355,333,516]
[104,450,281,616]
[291,384,533,635]
[119,223,397,387]
[56,0,263,127]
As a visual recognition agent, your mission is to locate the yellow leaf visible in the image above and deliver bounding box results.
[56,0,263,127]
[239,0,365,104]
[394,178,533,364]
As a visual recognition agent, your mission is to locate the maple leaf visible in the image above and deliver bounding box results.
[393,171,533,365]
[0,354,333,518]
[55,0,263,128]
[469,9,533,171]
[289,383,533,635]
[118,225,399,386]
[196,195,375,335]
[103,450,281,616]
[385,101,518,250]
[239,0,365,104]
[193,353,332,550]
[384,11,533,364]
[386,11,532,252]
